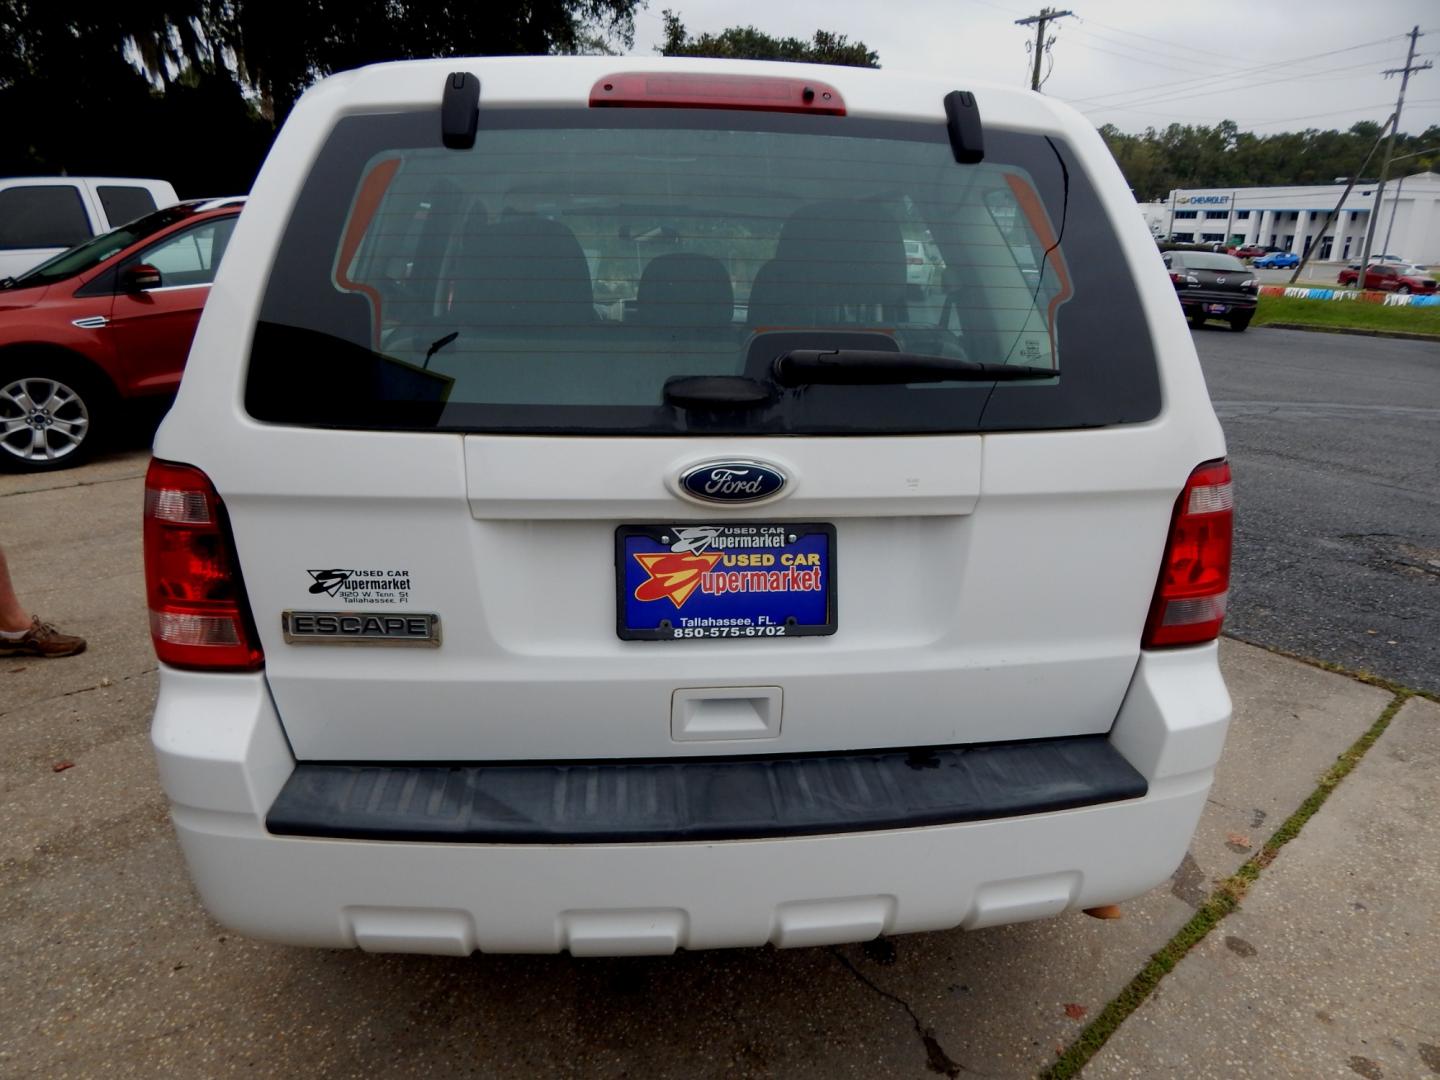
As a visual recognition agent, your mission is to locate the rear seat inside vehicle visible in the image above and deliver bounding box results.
[632,253,734,327]
[748,200,908,328]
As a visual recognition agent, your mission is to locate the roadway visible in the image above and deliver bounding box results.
[1195,325,1439,692]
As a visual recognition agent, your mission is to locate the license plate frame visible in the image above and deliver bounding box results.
[615,523,837,642]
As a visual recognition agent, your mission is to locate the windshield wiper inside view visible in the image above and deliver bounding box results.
[774,349,1058,386]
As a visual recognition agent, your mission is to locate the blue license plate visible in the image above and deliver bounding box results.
[617,523,837,641]
[1206,303,1229,314]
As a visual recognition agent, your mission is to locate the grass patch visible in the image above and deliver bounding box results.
[1040,689,1413,1080]
[1253,294,1440,336]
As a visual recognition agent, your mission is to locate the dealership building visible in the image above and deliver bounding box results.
[1143,171,1440,263]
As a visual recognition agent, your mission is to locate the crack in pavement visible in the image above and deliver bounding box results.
[0,470,146,499]
[0,665,157,720]
[829,946,973,1077]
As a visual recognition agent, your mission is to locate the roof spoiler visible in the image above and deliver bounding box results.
[441,72,480,150]
[944,91,984,165]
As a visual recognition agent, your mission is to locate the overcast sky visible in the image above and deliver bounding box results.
[629,0,1440,138]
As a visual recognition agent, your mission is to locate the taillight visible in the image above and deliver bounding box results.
[1169,272,1184,285]
[143,459,263,671]
[1143,460,1233,649]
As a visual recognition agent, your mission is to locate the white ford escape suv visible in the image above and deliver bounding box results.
[146,57,1233,956]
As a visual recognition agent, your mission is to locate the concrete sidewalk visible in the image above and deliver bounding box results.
[1085,694,1440,1080]
[0,449,1429,1079]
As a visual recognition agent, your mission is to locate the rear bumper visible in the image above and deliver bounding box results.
[1177,291,1257,311]
[151,646,1230,955]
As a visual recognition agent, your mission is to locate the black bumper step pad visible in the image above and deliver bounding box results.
[266,735,1146,844]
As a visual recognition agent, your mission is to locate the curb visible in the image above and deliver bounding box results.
[1255,322,1440,343]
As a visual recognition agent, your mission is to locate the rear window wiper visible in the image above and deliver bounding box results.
[774,349,1058,386]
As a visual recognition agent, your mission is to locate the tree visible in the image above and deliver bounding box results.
[659,9,879,68]
[127,0,641,124]
[1098,119,1440,201]
[0,0,642,192]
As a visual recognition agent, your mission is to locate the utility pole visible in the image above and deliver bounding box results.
[1287,114,1395,284]
[1354,26,1430,285]
[1015,8,1074,92]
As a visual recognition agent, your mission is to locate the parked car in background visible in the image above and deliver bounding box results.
[903,239,942,286]
[1344,256,1426,272]
[0,177,179,279]
[0,198,243,471]
[1229,245,1266,259]
[1336,263,1437,294]
[1251,251,1299,269]
[1163,249,1259,330]
[146,56,1235,958]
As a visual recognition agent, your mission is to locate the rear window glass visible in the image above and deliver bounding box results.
[97,185,158,227]
[1177,253,1247,272]
[248,110,1159,434]
[0,186,91,250]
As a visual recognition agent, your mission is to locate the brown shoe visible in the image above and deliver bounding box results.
[0,616,87,658]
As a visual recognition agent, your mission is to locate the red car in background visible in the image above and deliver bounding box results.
[1336,263,1437,294]
[0,198,243,471]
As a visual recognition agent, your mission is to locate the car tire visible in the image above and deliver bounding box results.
[1228,312,1253,333]
[1188,311,1207,329]
[1397,285,1411,295]
[0,359,110,473]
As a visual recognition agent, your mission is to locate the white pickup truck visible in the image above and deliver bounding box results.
[0,177,178,279]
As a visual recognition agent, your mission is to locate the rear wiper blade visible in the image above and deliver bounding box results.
[422,330,459,369]
[774,349,1057,386]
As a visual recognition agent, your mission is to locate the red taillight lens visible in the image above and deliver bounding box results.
[1169,272,1184,285]
[143,459,263,671]
[590,72,846,115]
[1143,460,1233,649]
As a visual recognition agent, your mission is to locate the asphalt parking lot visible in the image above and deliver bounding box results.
[1195,327,1440,693]
[2,326,1437,1078]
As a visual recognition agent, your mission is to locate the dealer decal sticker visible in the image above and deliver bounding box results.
[306,568,413,605]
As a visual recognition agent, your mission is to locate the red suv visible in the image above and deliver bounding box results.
[0,199,243,471]
[1336,263,1437,295]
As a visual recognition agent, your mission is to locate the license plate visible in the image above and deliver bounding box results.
[1206,303,1229,314]
[616,523,836,641]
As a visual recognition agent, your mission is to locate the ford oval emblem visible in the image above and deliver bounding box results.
[679,460,787,504]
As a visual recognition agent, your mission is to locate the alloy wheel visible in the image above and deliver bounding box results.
[0,376,91,464]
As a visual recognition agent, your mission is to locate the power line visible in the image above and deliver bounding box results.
[1066,22,1274,77]
[1074,15,1274,68]
[1086,55,1409,115]
[1014,7,1073,92]
[1244,97,1440,130]
[1066,34,1405,107]
[1073,48,1404,114]
[1061,31,1239,79]
[1080,100,1398,127]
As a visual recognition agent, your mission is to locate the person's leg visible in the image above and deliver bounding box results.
[0,544,86,657]
[0,544,30,632]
